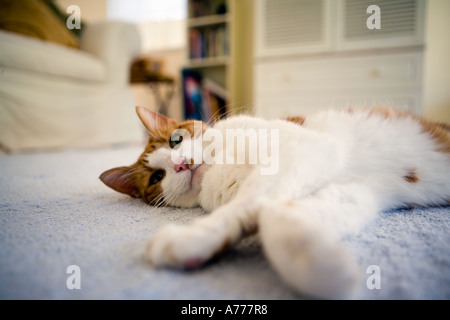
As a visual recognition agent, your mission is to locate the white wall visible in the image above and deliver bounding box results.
[423,0,450,123]
[137,20,186,52]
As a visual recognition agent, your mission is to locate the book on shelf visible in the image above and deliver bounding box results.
[188,25,228,60]
[182,68,228,123]
[202,77,228,123]
[182,69,203,121]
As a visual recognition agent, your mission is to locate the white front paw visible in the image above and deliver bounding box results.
[145,224,229,269]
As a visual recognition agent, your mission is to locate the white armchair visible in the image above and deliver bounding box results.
[0,21,144,151]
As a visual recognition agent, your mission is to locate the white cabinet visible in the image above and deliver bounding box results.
[336,0,425,51]
[253,0,426,118]
[255,0,334,56]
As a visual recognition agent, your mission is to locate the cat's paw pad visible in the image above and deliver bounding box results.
[145,224,228,269]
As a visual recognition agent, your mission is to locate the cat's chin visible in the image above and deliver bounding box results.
[168,187,201,208]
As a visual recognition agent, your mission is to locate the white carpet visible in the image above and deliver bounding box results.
[1,145,449,299]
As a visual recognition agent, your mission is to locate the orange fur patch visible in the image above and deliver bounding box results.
[404,168,420,183]
[362,107,450,155]
[417,118,450,154]
[285,200,295,207]
[367,106,398,119]
[286,107,450,155]
[284,116,305,126]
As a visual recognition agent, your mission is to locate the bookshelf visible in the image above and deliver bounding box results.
[182,0,253,122]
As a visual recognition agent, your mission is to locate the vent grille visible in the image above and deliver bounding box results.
[344,0,418,40]
[263,0,324,48]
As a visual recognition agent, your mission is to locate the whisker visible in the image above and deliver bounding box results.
[161,182,185,207]
[205,103,255,127]
[153,192,167,207]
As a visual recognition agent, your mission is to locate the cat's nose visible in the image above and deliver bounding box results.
[175,160,189,172]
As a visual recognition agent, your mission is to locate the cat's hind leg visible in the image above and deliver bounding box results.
[258,182,378,299]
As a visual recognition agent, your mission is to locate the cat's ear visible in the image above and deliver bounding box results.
[136,106,175,134]
[99,166,141,198]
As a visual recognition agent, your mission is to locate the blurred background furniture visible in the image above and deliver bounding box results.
[253,0,426,118]
[182,0,254,121]
[0,0,143,151]
[130,56,175,116]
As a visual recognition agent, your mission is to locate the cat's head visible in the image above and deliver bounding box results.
[99,107,207,207]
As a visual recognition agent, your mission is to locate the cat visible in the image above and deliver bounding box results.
[100,106,450,298]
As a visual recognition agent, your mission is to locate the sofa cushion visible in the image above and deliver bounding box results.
[0,0,79,49]
[0,30,106,82]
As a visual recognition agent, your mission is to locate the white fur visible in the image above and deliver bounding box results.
[145,109,450,298]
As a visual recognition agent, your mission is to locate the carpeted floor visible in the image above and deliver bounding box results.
[0,145,449,299]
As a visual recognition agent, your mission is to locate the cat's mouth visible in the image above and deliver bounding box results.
[188,163,204,186]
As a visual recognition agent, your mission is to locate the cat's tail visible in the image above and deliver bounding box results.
[257,183,377,299]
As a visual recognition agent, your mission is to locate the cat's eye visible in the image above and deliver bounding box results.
[170,132,183,149]
[149,170,165,185]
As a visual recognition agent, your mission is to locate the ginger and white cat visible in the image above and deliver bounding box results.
[100,106,450,298]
